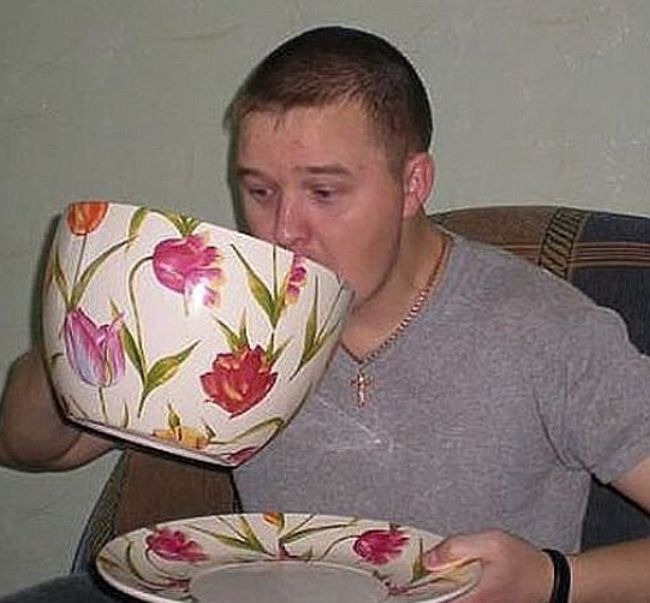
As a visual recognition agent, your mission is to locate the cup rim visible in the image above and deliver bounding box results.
[62,199,355,294]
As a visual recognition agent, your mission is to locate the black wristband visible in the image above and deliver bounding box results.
[542,548,571,603]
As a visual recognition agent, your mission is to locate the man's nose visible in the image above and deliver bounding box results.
[273,198,308,251]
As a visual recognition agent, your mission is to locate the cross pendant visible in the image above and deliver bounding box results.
[353,368,372,408]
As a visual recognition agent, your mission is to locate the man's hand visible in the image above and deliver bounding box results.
[425,529,554,603]
[426,514,650,603]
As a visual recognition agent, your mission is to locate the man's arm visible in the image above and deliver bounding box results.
[426,457,650,603]
[566,457,650,603]
[0,348,114,470]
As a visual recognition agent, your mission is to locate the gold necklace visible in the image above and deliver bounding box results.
[345,234,451,408]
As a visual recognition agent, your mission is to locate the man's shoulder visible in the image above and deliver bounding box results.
[448,235,618,335]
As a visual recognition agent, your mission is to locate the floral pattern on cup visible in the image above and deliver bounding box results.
[200,344,278,417]
[281,254,307,305]
[152,404,210,450]
[152,233,224,310]
[42,201,353,466]
[66,200,108,235]
[63,307,125,389]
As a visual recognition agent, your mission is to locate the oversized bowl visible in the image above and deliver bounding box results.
[41,201,353,466]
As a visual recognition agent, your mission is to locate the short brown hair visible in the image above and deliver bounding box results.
[224,26,433,170]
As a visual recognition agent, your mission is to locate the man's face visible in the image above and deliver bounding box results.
[235,101,408,308]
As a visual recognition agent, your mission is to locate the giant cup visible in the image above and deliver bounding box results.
[42,201,353,466]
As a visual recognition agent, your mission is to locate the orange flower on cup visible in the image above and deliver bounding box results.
[200,344,278,416]
[152,425,209,450]
[66,200,109,235]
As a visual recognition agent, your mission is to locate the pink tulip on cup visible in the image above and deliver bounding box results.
[63,307,125,388]
[152,234,224,310]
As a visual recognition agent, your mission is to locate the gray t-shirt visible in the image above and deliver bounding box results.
[234,236,650,552]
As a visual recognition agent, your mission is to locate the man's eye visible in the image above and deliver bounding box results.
[246,187,272,202]
[312,188,335,202]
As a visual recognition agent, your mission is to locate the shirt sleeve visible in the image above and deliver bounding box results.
[536,305,650,483]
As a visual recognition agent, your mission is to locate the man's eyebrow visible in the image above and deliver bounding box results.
[236,164,354,179]
[298,164,353,177]
[235,166,266,180]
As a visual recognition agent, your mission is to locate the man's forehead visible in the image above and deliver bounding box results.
[234,101,391,174]
[239,100,371,133]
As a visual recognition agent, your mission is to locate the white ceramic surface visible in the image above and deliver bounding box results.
[96,513,482,603]
[42,201,353,466]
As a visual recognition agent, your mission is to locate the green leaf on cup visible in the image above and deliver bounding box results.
[121,401,130,429]
[138,340,199,417]
[150,209,201,237]
[53,249,70,309]
[110,299,146,384]
[167,403,181,429]
[70,237,133,308]
[303,279,319,354]
[128,207,202,242]
[204,416,285,446]
[266,337,291,368]
[127,207,148,248]
[291,280,346,379]
[215,312,250,354]
[231,245,278,326]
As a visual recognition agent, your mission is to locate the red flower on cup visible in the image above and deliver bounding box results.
[63,307,125,388]
[152,233,224,308]
[200,345,278,416]
[224,446,260,465]
[145,527,208,563]
[352,526,409,565]
[66,200,108,235]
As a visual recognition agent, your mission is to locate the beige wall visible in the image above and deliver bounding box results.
[1,0,649,595]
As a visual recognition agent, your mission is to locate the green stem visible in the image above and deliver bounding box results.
[71,234,88,291]
[266,331,276,361]
[279,514,316,542]
[127,256,153,374]
[205,417,284,446]
[137,391,146,419]
[318,282,346,339]
[98,387,108,423]
[314,533,356,561]
[272,245,279,299]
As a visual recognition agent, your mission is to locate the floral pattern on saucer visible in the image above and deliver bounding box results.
[96,513,481,603]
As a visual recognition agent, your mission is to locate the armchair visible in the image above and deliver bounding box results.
[74,204,650,570]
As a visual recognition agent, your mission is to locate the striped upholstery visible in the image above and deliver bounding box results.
[74,205,650,570]
[431,205,650,358]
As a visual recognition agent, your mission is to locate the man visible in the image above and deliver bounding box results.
[2,26,650,603]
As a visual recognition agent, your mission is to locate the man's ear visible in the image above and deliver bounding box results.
[402,152,435,218]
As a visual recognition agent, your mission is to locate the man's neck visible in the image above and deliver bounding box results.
[342,216,447,360]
